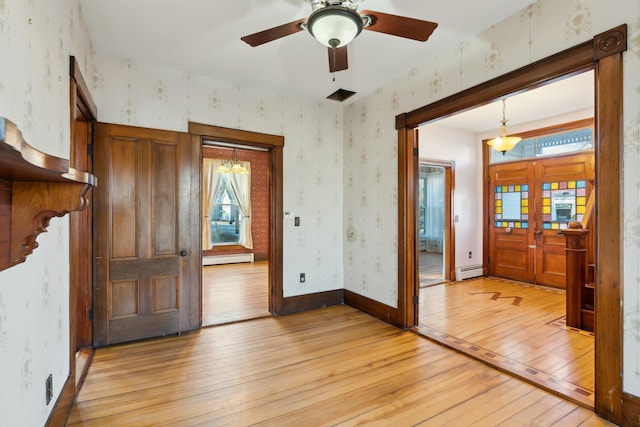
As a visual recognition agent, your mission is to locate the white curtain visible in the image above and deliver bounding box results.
[202,158,223,250]
[424,171,444,252]
[228,161,253,249]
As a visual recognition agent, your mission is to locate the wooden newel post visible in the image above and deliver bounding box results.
[563,222,589,329]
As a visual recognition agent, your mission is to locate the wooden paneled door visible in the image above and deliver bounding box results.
[488,161,535,283]
[534,154,594,288]
[488,152,594,289]
[93,123,201,346]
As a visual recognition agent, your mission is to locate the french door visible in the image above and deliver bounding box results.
[487,152,594,289]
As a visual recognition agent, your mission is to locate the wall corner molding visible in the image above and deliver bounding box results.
[593,24,627,60]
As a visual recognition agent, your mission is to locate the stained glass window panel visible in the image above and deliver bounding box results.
[541,180,588,230]
[494,184,528,229]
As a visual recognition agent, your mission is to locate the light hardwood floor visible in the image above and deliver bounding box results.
[202,261,269,326]
[419,250,444,287]
[418,277,594,408]
[66,305,610,426]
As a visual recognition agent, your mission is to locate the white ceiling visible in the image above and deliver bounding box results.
[433,70,594,133]
[79,0,536,103]
[79,0,593,130]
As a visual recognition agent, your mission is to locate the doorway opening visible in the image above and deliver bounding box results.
[201,143,270,326]
[189,121,285,322]
[398,27,626,421]
[416,71,596,407]
[418,162,454,287]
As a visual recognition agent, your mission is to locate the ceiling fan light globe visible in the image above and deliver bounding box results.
[307,6,363,48]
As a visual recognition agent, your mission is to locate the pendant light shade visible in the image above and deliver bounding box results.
[307,5,363,48]
[487,99,522,155]
[216,164,230,174]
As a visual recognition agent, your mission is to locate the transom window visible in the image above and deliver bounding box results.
[490,120,593,164]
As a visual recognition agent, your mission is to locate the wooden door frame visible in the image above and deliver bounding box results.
[396,25,626,423]
[188,122,285,315]
[69,57,97,352]
[47,56,98,427]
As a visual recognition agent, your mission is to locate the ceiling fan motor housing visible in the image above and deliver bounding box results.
[308,0,360,12]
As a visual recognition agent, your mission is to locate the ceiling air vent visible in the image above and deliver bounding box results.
[327,89,356,102]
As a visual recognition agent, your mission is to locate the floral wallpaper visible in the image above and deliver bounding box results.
[344,0,640,395]
[0,0,94,425]
[0,2,639,424]
[91,53,345,299]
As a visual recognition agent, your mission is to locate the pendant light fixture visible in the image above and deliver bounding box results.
[216,150,248,174]
[487,99,522,155]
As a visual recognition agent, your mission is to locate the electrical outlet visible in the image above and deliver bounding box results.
[468,251,472,259]
[299,273,305,283]
[45,374,53,405]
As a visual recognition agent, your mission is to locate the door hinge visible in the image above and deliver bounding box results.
[88,308,93,320]
[413,147,419,157]
[413,295,419,305]
[87,143,94,155]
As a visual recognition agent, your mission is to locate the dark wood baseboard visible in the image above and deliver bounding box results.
[45,374,75,427]
[45,348,94,427]
[280,289,344,315]
[623,392,640,426]
[344,290,399,327]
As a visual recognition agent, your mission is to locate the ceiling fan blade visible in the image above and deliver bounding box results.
[360,10,438,42]
[328,46,348,73]
[241,18,306,47]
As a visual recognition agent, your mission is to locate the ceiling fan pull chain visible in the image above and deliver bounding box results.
[332,47,336,81]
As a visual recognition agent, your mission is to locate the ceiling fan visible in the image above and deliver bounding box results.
[240,0,438,73]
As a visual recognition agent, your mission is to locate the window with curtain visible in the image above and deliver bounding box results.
[202,157,252,249]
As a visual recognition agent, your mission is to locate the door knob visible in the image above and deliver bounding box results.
[180,250,187,257]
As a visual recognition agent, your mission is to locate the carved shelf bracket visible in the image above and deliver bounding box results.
[0,117,96,271]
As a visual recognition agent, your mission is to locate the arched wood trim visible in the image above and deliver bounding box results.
[188,122,285,315]
[396,24,626,424]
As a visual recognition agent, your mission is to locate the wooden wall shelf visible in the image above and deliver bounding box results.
[0,117,96,271]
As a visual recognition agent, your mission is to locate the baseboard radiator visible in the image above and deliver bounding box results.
[455,264,483,281]
[202,253,254,266]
